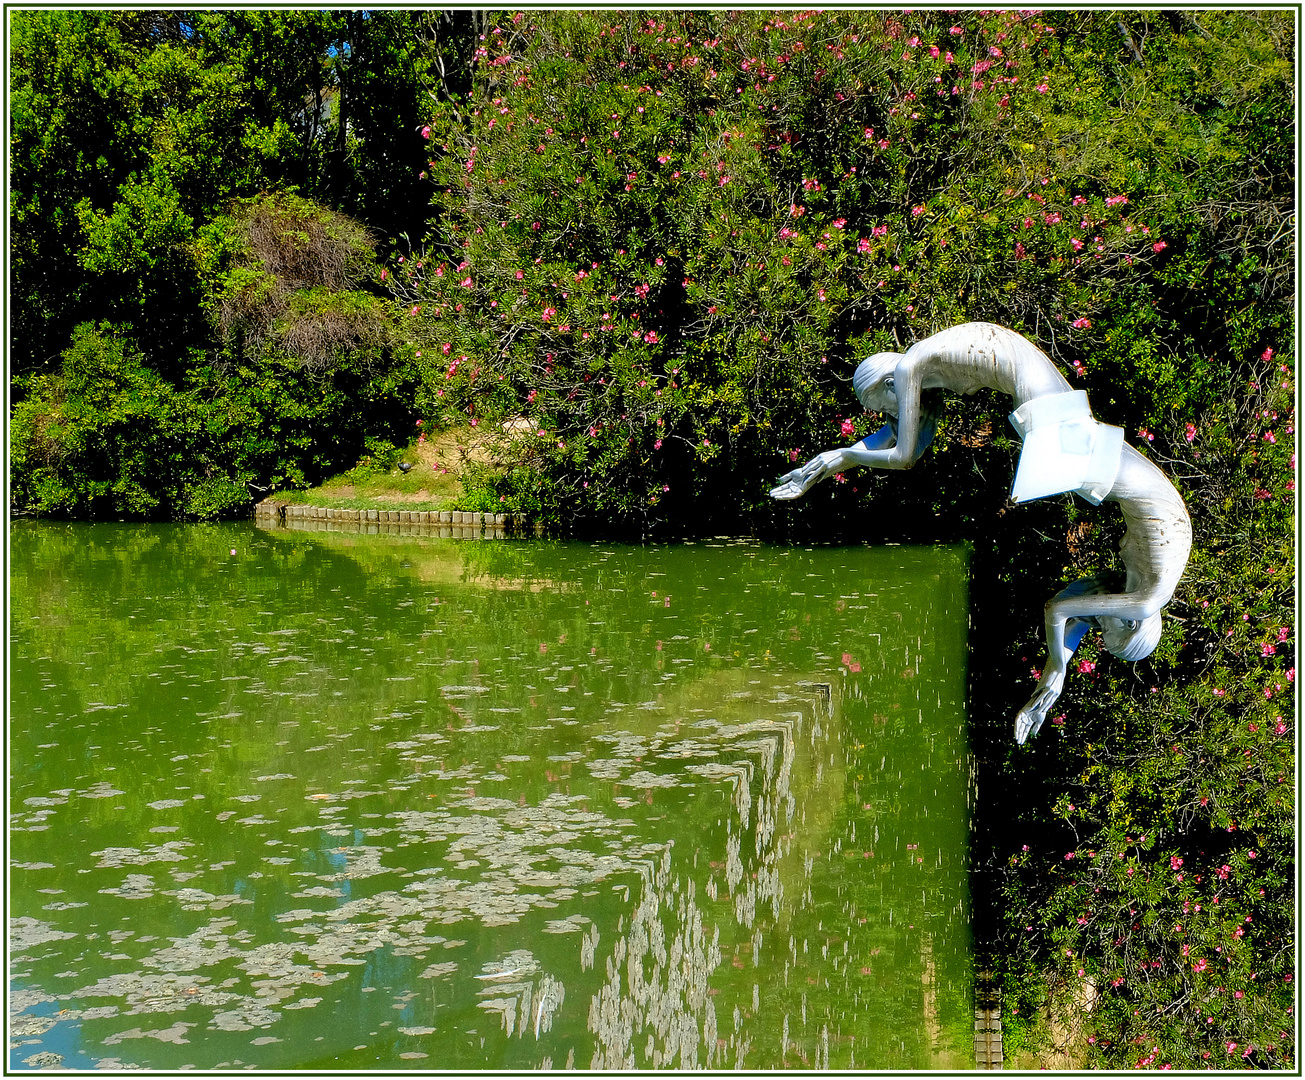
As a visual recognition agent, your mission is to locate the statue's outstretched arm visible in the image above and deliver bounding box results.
[1015,583,1166,744]
[770,360,930,500]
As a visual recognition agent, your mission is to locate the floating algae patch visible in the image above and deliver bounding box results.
[10,521,973,1070]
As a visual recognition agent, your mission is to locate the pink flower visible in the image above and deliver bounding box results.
[643,331,658,344]
[1262,347,1275,362]
[1071,317,1091,329]
[840,419,856,438]
[421,125,431,139]
[654,439,662,450]
[1185,422,1197,442]
[1077,660,1095,674]
[1152,241,1167,253]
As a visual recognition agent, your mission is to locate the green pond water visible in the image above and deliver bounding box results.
[10,521,974,1071]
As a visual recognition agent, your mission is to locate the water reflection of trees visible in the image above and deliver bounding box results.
[585,664,973,1070]
[11,523,973,1069]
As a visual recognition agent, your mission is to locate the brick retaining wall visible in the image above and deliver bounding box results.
[254,501,538,538]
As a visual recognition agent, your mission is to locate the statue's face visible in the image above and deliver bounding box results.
[858,373,899,417]
[1100,613,1161,662]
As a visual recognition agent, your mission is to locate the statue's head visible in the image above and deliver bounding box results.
[853,352,902,415]
[1099,611,1163,662]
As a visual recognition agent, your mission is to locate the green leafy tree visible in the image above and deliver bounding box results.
[9,10,452,518]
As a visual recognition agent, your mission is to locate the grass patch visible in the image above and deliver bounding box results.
[274,424,510,512]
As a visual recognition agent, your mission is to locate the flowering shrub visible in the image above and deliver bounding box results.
[993,347,1294,1069]
[402,9,1218,531]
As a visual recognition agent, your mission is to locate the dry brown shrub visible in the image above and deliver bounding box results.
[239,194,375,292]
[276,294,392,374]
[214,193,388,372]
[24,407,68,468]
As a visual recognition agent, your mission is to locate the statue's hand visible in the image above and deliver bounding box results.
[1014,671,1065,745]
[769,450,844,501]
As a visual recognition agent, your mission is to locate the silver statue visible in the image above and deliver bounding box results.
[771,322,1191,744]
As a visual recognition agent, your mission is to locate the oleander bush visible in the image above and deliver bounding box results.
[402,9,1290,533]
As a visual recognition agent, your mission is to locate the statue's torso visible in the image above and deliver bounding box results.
[913,322,1072,404]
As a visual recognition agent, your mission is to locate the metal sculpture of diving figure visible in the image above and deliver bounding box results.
[770,321,1192,744]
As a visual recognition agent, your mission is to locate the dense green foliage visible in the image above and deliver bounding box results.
[406,10,1292,533]
[11,193,416,519]
[9,9,478,518]
[8,9,1295,1068]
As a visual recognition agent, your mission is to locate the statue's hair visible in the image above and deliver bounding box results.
[853,352,902,410]
[1099,611,1163,662]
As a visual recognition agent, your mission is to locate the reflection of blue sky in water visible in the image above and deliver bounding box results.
[9,523,973,1070]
